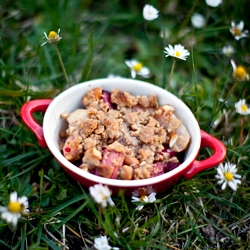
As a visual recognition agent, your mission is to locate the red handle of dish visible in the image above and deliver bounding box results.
[184,130,226,179]
[20,99,52,148]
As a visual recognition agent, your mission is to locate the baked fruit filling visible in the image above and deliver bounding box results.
[59,87,190,180]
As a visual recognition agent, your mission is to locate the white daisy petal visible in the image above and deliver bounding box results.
[11,215,19,227]
[234,174,242,179]
[10,192,18,202]
[217,179,224,185]
[231,60,236,71]
[139,67,150,77]
[217,166,224,177]
[1,211,9,220]
[131,197,140,202]
[43,31,48,39]
[124,60,132,67]
[238,21,244,30]
[221,182,227,190]
[5,213,14,223]
[131,70,136,78]
[228,181,236,191]
[0,207,7,213]
[136,205,144,211]
[107,197,115,207]
[148,192,157,202]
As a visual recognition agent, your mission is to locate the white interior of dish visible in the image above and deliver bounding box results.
[43,78,201,187]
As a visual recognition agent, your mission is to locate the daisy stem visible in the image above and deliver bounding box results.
[179,0,199,31]
[167,58,176,91]
[54,44,70,86]
[240,116,244,145]
[215,81,238,115]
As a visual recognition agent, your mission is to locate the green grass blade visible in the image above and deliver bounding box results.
[80,32,94,82]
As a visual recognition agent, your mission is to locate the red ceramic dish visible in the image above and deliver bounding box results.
[21,78,226,195]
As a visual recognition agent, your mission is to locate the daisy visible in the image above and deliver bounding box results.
[230,21,248,40]
[160,27,170,39]
[41,29,62,46]
[0,192,29,227]
[205,0,222,7]
[215,162,241,191]
[89,184,115,208]
[143,4,159,21]
[107,74,123,79]
[191,13,206,29]
[231,60,249,82]
[222,44,235,57]
[132,185,154,197]
[132,188,157,210]
[125,59,150,78]
[235,99,250,115]
[94,236,112,250]
[94,235,119,250]
[164,44,190,61]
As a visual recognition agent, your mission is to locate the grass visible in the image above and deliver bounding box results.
[1,0,250,249]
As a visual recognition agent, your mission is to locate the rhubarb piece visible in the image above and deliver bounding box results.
[150,162,164,177]
[96,148,125,178]
[102,90,115,109]
[164,162,180,173]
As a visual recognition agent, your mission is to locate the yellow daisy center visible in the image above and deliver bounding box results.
[133,63,143,72]
[8,201,21,213]
[232,27,242,36]
[234,66,248,80]
[48,31,58,41]
[175,51,181,57]
[240,105,248,113]
[102,194,107,201]
[224,172,233,181]
[140,195,147,202]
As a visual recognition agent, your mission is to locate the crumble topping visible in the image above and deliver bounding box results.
[60,87,190,180]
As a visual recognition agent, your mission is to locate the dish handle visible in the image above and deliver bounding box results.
[20,100,52,148]
[184,130,226,179]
